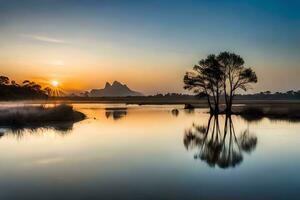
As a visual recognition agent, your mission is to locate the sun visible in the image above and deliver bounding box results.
[51,80,59,87]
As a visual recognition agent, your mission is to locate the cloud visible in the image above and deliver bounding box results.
[21,34,67,44]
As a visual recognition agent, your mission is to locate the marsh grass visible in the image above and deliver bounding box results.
[234,105,300,122]
[0,104,86,127]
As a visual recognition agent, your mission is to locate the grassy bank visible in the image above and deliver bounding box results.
[0,104,86,127]
[233,105,300,122]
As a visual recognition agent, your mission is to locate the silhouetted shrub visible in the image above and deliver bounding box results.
[239,107,264,122]
[184,103,195,109]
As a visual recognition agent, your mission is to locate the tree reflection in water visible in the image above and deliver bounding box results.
[0,121,75,140]
[184,115,257,169]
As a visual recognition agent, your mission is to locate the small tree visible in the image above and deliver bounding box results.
[22,80,31,87]
[217,52,257,113]
[11,80,19,87]
[0,76,9,85]
[44,87,52,96]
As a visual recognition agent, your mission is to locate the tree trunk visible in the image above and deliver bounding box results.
[207,95,213,113]
[223,84,229,112]
[211,89,217,113]
[227,91,233,114]
[215,87,219,114]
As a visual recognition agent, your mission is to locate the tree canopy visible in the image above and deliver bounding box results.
[184,52,257,113]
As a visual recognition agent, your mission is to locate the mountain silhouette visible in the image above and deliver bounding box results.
[89,81,143,97]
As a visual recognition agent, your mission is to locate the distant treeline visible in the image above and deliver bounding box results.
[151,91,300,100]
[66,91,300,101]
[234,90,300,100]
[0,75,49,100]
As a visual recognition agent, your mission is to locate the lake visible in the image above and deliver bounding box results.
[0,104,299,200]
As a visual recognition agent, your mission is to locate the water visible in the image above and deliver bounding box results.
[0,104,299,200]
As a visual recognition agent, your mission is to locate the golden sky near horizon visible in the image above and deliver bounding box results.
[1,39,299,95]
[0,42,187,94]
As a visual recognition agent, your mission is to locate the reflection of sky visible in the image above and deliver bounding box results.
[0,104,299,199]
[0,1,300,93]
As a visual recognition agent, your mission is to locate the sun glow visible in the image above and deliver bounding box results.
[51,80,59,87]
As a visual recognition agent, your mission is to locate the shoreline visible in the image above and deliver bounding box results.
[1,99,300,106]
[0,100,300,123]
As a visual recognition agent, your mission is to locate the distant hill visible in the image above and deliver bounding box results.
[89,81,143,97]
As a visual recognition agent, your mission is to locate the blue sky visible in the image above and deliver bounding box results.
[0,0,299,94]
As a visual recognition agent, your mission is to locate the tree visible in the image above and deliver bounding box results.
[22,80,31,87]
[44,87,52,96]
[184,54,224,113]
[11,80,19,87]
[184,52,257,113]
[0,76,9,85]
[217,52,257,113]
[31,83,42,91]
[22,80,43,92]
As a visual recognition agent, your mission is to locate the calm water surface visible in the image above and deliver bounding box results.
[0,104,299,200]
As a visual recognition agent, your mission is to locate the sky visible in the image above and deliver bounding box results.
[0,0,299,94]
